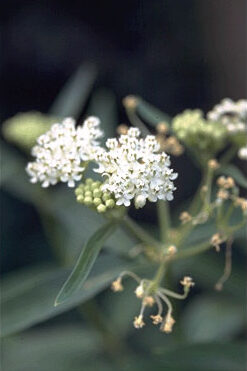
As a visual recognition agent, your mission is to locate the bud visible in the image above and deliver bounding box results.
[134,194,147,209]
[122,95,138,110]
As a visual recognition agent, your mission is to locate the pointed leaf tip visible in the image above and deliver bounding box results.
[55,221,117,305]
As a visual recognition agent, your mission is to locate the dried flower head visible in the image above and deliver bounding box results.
[208,159,220,170]
[179,211,192,224]
[117,124,129,135]
[133,315,145,329]
[180,276,195,289]
[150,314,163,325]
[143,296,155,307]
[217,176,235,189]
[94,127,177,208]
[167,245,177,255]
[135,284,145,298]
[217,189,229,200]
[111,278,123,292]
[160,313,175,333]
[26,117,103,188]
[156,122,169,134]
[234,197,247,211]
[122,95,139,110]
[211,233,223,252]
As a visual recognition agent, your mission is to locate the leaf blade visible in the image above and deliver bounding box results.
[55,222,117,305]
[49,63,97,119]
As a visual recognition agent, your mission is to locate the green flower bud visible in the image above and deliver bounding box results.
[172,109,227,156]
[84,197,93,206]
[105,199,115,209]
[85,191,92,197]
[97,204,107,213]
[84,185,91,192]
[93,198,102,206]
[102,192,112,202]
[2,112,58,151]
[76,195,84,203]
[93,189,102,198]
[91,181,101,190]
[85,178,93,185]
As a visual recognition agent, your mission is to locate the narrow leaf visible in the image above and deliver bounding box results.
[1,255,129,336]
[136,98,171,128]
[87,88,117,139]
[55,222,117,305]
[219,164,247,189]
[49,63,97,119]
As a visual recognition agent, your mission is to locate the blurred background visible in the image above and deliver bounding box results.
[1,1,246,370]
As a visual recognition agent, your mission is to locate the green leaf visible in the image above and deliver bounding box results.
[173,251,245,299]
[2,325,102,371]
[153,342,246,371]
[136,97,171,128]
[55,222,117,305]
[181,295,245,342]
[1,255,130,337]
[0,140,45,203]
[219,164,247,189]
[49,63,97,119]
[87,88,117,139]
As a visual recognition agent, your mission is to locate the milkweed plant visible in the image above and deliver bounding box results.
[3,96,247,334]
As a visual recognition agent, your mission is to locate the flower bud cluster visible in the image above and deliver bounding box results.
[172,109,227,154]
[26,117,103,188]
[94,127,178,208]
[2,112,57,151]
[75,178,116,213]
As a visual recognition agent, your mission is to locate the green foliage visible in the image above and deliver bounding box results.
[136,97,171,127]
[55,222,118,305]
[49,63,97,118]
[219,164,247,189]
[1,68,246,371]
[1,255,131,337]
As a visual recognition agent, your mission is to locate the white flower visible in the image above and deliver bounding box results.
[94,127,177,208]
[26,116,103,187]
[238,145,247,160]
[207,98,247,134]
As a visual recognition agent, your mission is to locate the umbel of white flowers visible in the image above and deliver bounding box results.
[94,127,177,208]
[26,117,103,187]
[26,118,177,208]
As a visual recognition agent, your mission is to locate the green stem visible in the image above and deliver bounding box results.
[123,215,162,250]
[126,109,150,136]
[157,200,170,243]
[219,145,237,165]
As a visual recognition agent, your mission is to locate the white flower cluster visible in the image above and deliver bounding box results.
[26,117,102,187]
[94,127,177,208]
[207,98,247,134]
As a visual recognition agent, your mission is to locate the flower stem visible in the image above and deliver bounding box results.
[157,200,170,243]
[125,109,150,136]
[122,215,162,250]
